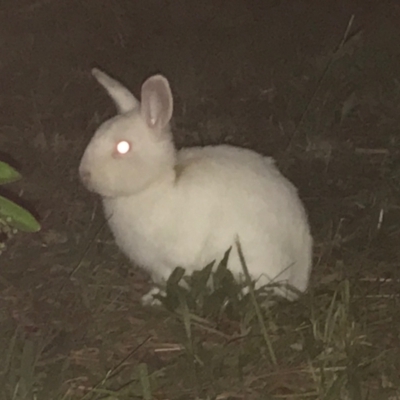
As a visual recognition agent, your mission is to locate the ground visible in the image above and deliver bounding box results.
[1,0,400,399]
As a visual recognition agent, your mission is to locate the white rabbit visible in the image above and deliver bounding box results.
[79,68,313,305]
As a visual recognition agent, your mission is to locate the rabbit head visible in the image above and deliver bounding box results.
[79,68,176,198]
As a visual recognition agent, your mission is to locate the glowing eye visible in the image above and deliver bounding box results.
[116,140,131,155]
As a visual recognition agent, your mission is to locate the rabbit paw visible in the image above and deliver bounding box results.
[141,287,164,306]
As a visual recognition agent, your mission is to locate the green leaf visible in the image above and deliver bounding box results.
[213,247,232,287]
[0,195,40,232]
[0,161,22,184]
[189,261,214,299]
[159,267,189,312]
[167,266,186,286]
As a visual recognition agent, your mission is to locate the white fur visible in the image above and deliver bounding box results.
[80,68,313,305]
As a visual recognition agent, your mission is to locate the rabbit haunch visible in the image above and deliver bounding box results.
[79,68,313,304]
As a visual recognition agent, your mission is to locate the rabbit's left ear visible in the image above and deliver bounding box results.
[92,68,140,114]
[140,75,173,130]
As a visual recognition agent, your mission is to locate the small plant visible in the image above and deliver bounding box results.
[0,161,40,251]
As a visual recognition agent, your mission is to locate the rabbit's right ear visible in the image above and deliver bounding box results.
[92,68,139,114]
[140,75,173,130]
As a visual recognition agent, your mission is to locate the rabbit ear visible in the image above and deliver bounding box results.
[92,68,139,114]
[140,75,173,130]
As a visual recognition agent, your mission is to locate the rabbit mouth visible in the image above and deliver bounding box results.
[79,169,119,198]
[82,180,96,193]
[79,168,99,194]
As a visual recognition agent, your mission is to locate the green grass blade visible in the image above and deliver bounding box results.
[0,161,22,184]
[235,238,277,366]
[0,195,40,232]
[139,363,152,400]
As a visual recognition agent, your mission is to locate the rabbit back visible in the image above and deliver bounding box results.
[104,144,312,297]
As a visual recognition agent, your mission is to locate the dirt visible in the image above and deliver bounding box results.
[1,0,400,399]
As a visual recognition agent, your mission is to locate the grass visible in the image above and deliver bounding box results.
[2,255,399,399]
[1,0,400,399]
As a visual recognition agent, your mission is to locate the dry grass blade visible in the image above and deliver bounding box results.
[284,14,356,154]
